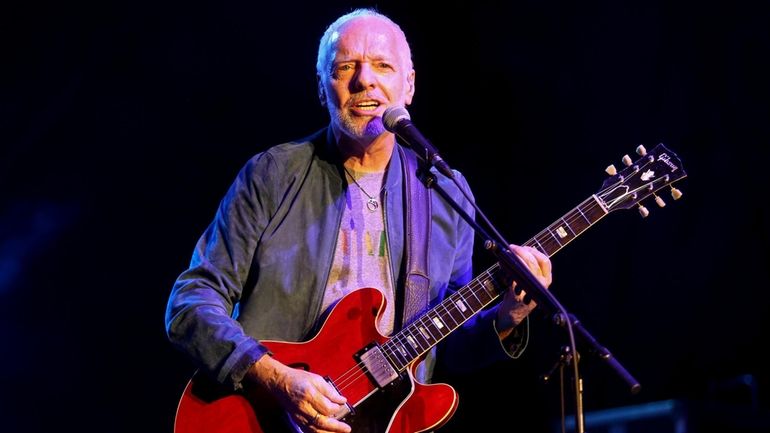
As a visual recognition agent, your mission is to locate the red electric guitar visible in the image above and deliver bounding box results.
[174,144,687,433]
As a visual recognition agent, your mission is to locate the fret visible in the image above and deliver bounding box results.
[560,217,577,238]
[380,344,401,371]
[418,316,440,341]
[409,324,431,349]
[590,194,609,214]
[403,324,430,353]
[453,294,469,314]
[385,343,407,370]
[448,291,474,325]
[404,333,422,352]
[461,282,485,311]
[481,278,498,298]
[586,196,608,224]
[429,315,448,335]
[535,233,561,256]
[565,210,589,235]
[393,332,420,358]
[554,226,570,240]
[444,299,467,325]
[417,324,433,342]
[478,278,498,301]
[546,228,564,247]
[576,205,591,225]
[437,302,460,328]
[524,197,608,258]
[393,340,412,360]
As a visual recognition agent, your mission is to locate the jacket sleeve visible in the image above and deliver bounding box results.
[164,152,278,390]
[435,171,530,375]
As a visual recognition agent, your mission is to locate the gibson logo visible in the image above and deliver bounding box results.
[657,153,679,172]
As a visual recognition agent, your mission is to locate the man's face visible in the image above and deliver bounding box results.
[318,16,415,142]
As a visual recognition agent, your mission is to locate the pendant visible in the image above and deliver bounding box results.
[366,198,379,212]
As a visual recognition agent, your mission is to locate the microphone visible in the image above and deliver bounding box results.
[383,106,454,179]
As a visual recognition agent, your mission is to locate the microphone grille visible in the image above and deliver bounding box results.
[382,106,411,132]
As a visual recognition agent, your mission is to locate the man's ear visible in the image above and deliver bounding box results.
[404,70,415,106]
[317,74,327,107]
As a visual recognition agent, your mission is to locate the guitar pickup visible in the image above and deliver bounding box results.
[357,344,398,388]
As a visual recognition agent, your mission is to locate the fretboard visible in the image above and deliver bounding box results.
[380,194,608,371]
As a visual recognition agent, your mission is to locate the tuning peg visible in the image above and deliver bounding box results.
[622,154,633,166]
[654,194,666,207]
[605,164,617,176]
[671,186,683,200]
[638,204,650,218]
[636,145,647,156]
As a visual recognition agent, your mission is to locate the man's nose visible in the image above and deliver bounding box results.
[353,63,376,90]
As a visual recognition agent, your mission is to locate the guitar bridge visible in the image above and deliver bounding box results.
[358,344,398,388]
[325,376,354,419]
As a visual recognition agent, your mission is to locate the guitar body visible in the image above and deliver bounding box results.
[174,287,459,433]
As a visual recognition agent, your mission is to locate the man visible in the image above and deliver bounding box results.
[166,8,552,433]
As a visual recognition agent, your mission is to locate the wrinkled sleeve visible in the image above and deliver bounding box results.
[164,152,277,390]
[435,171,530,375]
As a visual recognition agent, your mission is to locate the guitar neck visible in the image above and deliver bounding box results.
[381,194,609,371]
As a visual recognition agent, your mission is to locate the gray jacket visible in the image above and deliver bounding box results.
[165,127,524,390]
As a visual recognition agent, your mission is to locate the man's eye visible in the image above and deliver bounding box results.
[377,62,393,69]
[336,64,354,72]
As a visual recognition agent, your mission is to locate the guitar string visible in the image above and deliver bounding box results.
[328,199,607,394]
[330,200,605,393]
[330,170,675,392]
[381,179,649,374]
[336,253,584,392]
[331,271,497,392]
[330,266,500,391]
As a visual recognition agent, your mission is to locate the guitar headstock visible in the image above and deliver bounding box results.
[598,143,687,216]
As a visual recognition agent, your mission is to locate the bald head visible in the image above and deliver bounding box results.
[316,9,413,82]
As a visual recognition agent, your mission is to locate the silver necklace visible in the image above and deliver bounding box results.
[343,167,386,212]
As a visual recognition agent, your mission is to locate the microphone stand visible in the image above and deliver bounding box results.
[540,346,579,433]
[408,147,640,433]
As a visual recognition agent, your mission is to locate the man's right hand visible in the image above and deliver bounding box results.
[247,355,352,433]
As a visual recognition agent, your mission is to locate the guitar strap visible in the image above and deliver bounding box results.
[397,145,432,329]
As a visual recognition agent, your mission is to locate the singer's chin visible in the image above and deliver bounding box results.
[345,118,386,140]
[363,117,386,137]
[334,112,384,140]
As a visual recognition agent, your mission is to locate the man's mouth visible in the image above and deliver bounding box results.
[351,100,381,112]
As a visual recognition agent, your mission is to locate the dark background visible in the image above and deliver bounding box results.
[2,0,768,432]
